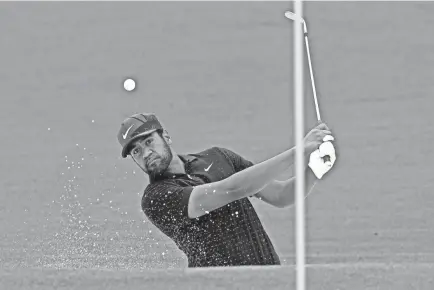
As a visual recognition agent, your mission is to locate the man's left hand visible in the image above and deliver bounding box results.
[308,135,337,179]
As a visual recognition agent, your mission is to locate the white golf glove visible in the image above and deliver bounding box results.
[308,135,337,179]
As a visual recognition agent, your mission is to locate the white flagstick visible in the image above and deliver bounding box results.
[291,2,306,290]
[285,11,321,122]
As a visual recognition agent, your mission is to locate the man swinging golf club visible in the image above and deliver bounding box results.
[117,113,337,267]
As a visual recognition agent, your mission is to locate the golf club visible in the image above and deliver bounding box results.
[286,11,331,165]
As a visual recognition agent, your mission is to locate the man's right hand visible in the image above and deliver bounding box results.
[303,122,334,155]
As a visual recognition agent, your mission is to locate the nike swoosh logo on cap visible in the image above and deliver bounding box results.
[122,124,134,139]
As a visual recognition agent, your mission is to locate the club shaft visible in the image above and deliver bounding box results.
[304,35,321,122]
[286,12,322,123]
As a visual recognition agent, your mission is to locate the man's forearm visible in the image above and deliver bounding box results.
[278,168,319,207]
[226,146,300,198]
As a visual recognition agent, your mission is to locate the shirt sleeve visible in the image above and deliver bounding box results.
[215,147,265,199]
[215,147,255,172]
[142,181,194,235]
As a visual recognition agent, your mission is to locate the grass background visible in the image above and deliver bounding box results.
[1,1,433,289]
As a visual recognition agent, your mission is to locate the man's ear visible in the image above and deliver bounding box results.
[162,130,172,145]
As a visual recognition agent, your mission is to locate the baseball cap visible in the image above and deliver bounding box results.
[117,113,164,158]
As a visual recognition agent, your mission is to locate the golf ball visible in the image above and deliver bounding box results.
[124,79,136,91]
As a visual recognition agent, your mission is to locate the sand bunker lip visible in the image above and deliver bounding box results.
[1,263,433,290]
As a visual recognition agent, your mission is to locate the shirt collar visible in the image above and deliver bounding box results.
[149,154,198,183]
[178,154,198,164]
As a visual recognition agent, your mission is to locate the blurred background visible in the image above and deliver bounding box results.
[1,1,433,269]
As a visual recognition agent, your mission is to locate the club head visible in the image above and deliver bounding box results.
[284,11,305,24]
[285,11,308,34]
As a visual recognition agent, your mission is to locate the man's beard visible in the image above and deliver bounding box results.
[146,140,173,179]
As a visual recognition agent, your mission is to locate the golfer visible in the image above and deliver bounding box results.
[117,113,337,267]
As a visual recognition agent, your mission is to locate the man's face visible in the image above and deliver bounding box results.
[128,131,173,178]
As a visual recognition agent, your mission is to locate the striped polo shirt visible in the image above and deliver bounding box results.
[141,146,280,267]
